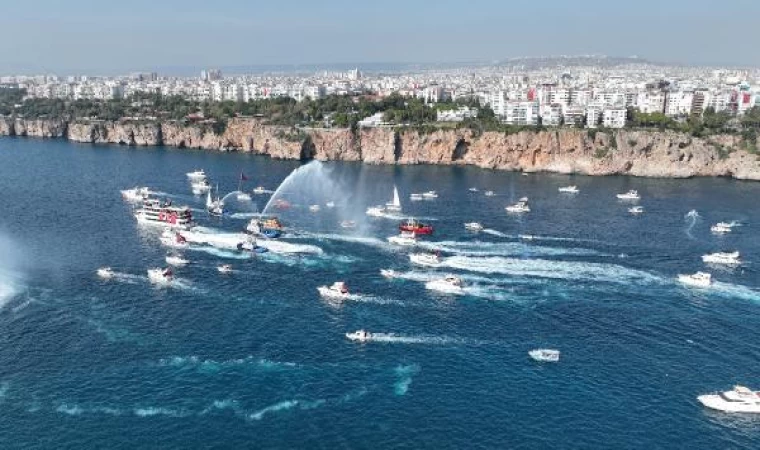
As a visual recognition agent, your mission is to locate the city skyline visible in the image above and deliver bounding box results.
[2,0,759,74]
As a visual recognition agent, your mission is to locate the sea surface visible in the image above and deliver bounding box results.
[1,137,760,449]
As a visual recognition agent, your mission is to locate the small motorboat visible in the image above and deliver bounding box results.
[385,186,402,212]
[686,210,699,219]
[425,275,465,295]
[366,206,386,217]
[186,169,206,181]
[469,187,479,193]
[698,386,760,413]
[96,267,115,279]
[506,198,530,213]
[677,271,712,288]
[236,237,269,254]
[616,190,640,200]
[236,192,252,201]
[410,251,443,267]
[160,230,189,248]
[217,264,233,274]
[340,220,357,229]
[558,186,579,194]
[399,218,434,235]
[518,234,536,241]
[702,251,741,265]
[628,206,644,214]
[326,201,336,208]
[309,204,321,212]
[464,222,484,231]
[711,223,732,234]
[148,267,173,284]
[317,281,350,300]
[410,193,424,201]
[422,191,438,199]
[252,186,268,195]
[191,179,211,193]
[380,269,399,279]
[484,190,495,197]
[346,329,371,342]
[529,349,560,362]
[387,231,418,246]
[165,255,189,266]
[121,187,152,202]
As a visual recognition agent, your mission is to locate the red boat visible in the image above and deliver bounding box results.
[399,218,434,235]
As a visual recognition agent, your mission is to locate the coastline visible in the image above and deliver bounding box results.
[2,116,760,180]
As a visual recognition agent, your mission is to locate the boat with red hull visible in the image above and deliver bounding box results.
[399,218,434,235]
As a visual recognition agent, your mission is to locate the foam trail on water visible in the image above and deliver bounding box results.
[188,246,252,260]
[134,407,189,418]
[482,229,507,237]
[257,239,323,255]
[248,399,327,421]
[342,294,408,307]
[416,240,600,257]
[358,333,473,345]
[710,282,760,302]
[288,232,391,251]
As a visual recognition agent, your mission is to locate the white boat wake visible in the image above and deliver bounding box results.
[415,240,600,258]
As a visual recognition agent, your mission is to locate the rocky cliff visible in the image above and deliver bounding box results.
[2,116,760,180]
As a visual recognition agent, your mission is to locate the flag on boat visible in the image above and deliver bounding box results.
[240,172,248,181]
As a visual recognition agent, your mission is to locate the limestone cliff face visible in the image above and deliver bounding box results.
[3,116,760,181]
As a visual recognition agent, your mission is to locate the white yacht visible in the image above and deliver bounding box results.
[366,206,386,217]
[135,199,193,229]
[558,186,579,194]
[698,386,760,413]
[165,255,189,266]
[217,264,233,274]
[529,349,561,362]
[186,169,206,181]
[387,231,418,246]
[702,251,741,265]
[121,187,152,202]
[484,190,495,197]
[711,223,732,234]
[96,267,115,279]
[148,267,173,284]
[422,191,438,199]
[628,206,644,214]
[410,193,423,201]
[317,281,350,300]
[464,222,484,231]
[677,271,712,288]
[385,185,402,212]
[506,198,530,213]
[346,329,371,342]
[410,251,443,267]
[617,190,640,200]
[425,275,465,295]
[380,269,399,279]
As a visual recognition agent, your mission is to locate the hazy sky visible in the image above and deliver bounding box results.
[1,0,758,74]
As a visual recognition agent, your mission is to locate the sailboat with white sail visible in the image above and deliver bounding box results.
[385,185,402,212]
[207,185,224,217]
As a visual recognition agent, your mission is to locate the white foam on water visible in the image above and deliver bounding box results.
[711,282,760,302]
[110,272,145,285]
[482,228,507,237]
[134,407,189,418]
[257,239,323,255]
[188,246,252,260]
[394,364,420,396]
[228,212,262,220]
[289,232,391,251]
[201,399,242,415]
[361,333,470,345]
[248,400,300,421]
[440,255,663,285]
[344,294,408,307]
[56,403,84,416]
[159,355,298,372]
[416,240,600,258]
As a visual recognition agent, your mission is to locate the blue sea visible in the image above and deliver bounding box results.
[1,137,760,449]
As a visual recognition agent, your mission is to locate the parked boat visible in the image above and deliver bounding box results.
[617,190,640,200]
[558,186,579,194]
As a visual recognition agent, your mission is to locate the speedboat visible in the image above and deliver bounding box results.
[309,204,321,212]
[165,255,189,266]
[422,191,438,199]
[677,271,712,288]
[325,201,335,208]
[484,191,495,197]
[346,329,371,342]
[464,222,484,231]
[160,230,189,248]
[506,198,530,213]
[410,193,423,201]
[380,269,399,279]
[628,206,644,214]
[96,267,115,279]
[121,186,151,202]
[340,220,357,229]
[686,210,699,219]
[385,185,402,212]
[698,386,760,413]
[469,187,479,193]
[711,223,732,234]
[236,192,252,201]
[529,349,560,362]
[148,267,173,284]
[387,231,418,246]
[558,186,579,194]
[702,251,741,265]
[186,169,206,181]
[217,264,233,274]
[236,236,269,254]
[410,251,443,267]
[366,206,386,217]
[317,281,350,300]
[252,186,268,195]
[399,218,434,235]
[616,190,640,200]
[425,275,465,295]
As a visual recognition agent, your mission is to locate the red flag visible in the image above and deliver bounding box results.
[240,172,248,181]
